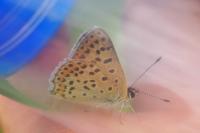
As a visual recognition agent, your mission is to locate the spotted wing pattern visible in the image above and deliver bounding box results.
[49,27,128,104]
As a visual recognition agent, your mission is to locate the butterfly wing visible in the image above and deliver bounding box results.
[49,27,128,104]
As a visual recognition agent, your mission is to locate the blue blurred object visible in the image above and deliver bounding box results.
[0,0,74,77]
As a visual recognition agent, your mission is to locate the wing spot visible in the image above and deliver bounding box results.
[91,84,96,87]
[68,91,72,94]
[109,69,115,73]
[97,31,101,35]
[90,80,95,82]
[90,44,94,48]
[93,95,96,98]
[74,67,79,71]
[83,80,88,84]
[101,37,106,42]
[81,64,87,69]
[72,96,76,98]
[64,67,68,70]
[100,47,105,51]
[102,77,108,81]
[100,90,104,93]
[89,72,95,75]
[90,35,94,38]
[74,73,78,77]
[79,71,84,74]
[84,86,90,90]
[62,78,66,82]
[104,58,112,64]
[61,94,65,97]
[115,79,118,83]
[95,57,101,62]
[94,68,100,73]
[106,47,111,50]
[89,64,94,68]
[70,70,74,73]
[94,40,99,44]
[69,64,73,67]
[108,87,112,91]
[77,62,82,65]
[65,74,70,77]
[83,93,87,96]
[77,80,80,82]
[80,55,85,59]
[96,50,100,55]
[70,87,75,90]
[84,49,90,54]
[69,81,74,85]
[56,88,60,91]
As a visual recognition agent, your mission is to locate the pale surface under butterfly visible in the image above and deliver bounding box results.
[49,26,133,112]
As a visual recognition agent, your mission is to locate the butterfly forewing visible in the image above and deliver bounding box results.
[49,27,128,104]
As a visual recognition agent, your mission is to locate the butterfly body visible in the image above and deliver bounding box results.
[49,27,134,112]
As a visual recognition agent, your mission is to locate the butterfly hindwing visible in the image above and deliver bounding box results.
[49,27,128,104]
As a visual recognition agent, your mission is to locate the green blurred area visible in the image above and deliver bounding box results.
[0,79,45,109]
[0,0,123,107]
[68,0,123,44]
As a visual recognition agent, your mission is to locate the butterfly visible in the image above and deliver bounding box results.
[48,26,135,112]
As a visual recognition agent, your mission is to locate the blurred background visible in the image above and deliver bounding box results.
[0,0,124,109]
[1,0,200,132]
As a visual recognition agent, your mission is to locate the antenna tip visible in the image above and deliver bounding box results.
[156,56,162,62]
[162,99,170,103]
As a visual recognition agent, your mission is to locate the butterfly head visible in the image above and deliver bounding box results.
[128,87,140,99]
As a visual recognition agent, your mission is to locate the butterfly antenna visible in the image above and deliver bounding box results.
[130,56,162,87]
[128,57,170,103]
